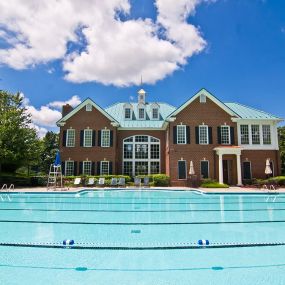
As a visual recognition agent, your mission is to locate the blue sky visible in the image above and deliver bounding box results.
[0,0,284,135]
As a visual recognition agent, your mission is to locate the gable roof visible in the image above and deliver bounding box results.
[105,102,176,129]
[225,102,282,120]
[56,98,119,126]
[167,88,238,118]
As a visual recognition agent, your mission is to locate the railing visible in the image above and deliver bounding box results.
[8,184,14,191]
[1,184,7,191]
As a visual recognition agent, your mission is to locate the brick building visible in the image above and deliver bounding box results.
[57,88,282,186]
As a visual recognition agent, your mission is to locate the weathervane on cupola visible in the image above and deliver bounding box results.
[138,75,146,104]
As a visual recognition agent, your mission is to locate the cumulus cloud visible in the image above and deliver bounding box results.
[48,95,81,109]
[20,93,80,137]
[0,0,211,86]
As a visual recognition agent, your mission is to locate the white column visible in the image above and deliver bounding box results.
[218,153,223,184]
[236,154,242,186]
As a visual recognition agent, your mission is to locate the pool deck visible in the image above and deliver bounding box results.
[4,186,285,194]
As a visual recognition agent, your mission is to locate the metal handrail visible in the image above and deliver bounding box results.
[8,184,14,191]
[1,184,7,191]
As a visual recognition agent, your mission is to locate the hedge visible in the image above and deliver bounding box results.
[200,178,229,188]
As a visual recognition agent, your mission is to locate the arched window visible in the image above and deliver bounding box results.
[123,135,160,176]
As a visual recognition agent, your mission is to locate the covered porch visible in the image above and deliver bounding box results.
[214,146,243,186]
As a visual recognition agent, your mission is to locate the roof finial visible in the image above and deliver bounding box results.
[140,74,143,86]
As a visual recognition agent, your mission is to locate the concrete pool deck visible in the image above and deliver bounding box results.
[3,186,285,194]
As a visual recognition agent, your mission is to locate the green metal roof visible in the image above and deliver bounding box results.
[225,103,282,120]
[105,102,176,128]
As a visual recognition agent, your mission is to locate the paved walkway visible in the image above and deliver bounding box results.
[4,186,285,194]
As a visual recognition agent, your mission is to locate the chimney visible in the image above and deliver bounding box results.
[62,104,73,116]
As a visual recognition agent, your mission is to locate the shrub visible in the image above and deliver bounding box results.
[152,174,170,186]
[200,178,229,188]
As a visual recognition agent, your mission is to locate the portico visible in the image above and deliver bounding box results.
[214,146,243,186]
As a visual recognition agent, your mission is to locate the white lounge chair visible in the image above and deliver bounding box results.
[87,177,95,186]
[134,177,141,187]
[118,177,126,187]
[74,178,81,186]
[111,178,118,187]
[98,177,105,187]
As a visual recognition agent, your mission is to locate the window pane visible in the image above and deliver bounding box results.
[251,125,260,144]
[124,144,133,159]
[221,126,230,144]
[135,161,148,175]
[65,161,74,176]
[177,125,186,144]
[150,162,159,174]
[101,161,109,175]
[135,144,148,159]
[150,144,159,159]
[152,108,158,119]
[199,126,208,144]
[66,129,75,147]
[240,125,249,144]
[84,129,92,147]
[83,161,92,175]
[138,108,145,119]
[135,136,148,142]
[125,108,131,119]
[262,125,271,144]
[123,161,133,176]
[101,130,110,147]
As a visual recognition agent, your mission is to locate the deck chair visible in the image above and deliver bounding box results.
[118,177,126,188]
[74,178,81,186]
[98,177,105,187]
[87,177,95,186]
[143,177,150,188]
[111,178,118,187]
[134,177,141,188]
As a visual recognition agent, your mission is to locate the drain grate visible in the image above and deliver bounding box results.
[131,229,141,234]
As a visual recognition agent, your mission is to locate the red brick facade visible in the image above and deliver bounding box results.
[58,91,281,186]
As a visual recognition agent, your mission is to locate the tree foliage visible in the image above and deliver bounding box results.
[278,126,285,175]
[0,90,41,172]
[40,131,59,173]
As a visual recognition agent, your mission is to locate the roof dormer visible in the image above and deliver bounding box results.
[137,102,146,120]
[150,103,160,120]
[123,103,132,120]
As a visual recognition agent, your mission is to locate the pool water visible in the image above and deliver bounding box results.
[0,190,285,284]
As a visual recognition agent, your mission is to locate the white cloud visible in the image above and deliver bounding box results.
[20,93,79,137]
[0,0,211,86]
[48,95,81,109]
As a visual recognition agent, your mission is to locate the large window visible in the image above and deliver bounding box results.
[251,125,260,144]
[100,161,109,175]
[220,126,230,145]
[66,129,75,147]
[123,135,160,176]
[83,161,92,175]
[101,129,110,147]
[84,129,92,147]
[240,125,249,144]
[65,161,74,176]
[177,125,186,144]
[262,125,271,145]
[199,125,208,144]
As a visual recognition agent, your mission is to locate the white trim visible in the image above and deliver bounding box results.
[168,89,238,118]
[178,160,187,180]
[199,125,209,145]
[85,104,92,111]
[57,98,119,126]
[83,129,93,147]
[100,161,110,175]
[66,129,75,147]
[177,125,187,144]
[101,129,110,147]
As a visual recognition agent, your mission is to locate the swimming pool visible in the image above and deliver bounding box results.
[0,190,284,284]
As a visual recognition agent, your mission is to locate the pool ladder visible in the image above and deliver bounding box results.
[1,184,14,192]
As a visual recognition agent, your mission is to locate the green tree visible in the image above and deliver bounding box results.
[0,90,40,173]
[39,131,59,174]
[278,126,285,175]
